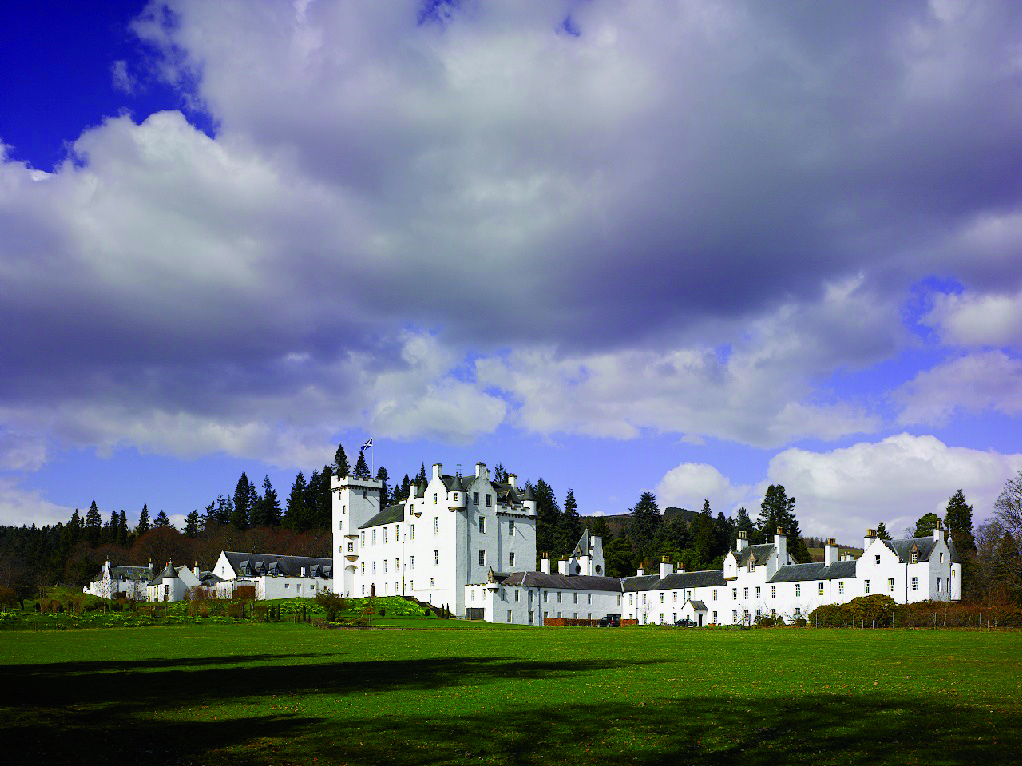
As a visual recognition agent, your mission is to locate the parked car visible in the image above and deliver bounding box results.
[674,618,696,627]
[598,615,621,628]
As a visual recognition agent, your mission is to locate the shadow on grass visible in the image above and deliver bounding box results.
[1,655,666,764]
[4,652,335,675]
[301,694,1022,766]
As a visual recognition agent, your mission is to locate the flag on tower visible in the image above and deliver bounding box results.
[362,438,373,452]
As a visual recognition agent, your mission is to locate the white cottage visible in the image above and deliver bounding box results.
[84,560,153,600]
[212,551,332,600]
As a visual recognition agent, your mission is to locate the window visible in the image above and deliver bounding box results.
[434,518,439,534]
[434,550,439,566]
[429,577,434,586]
[628,594,633,605]
[361,531,365,545]
[573,593,578,604]
[937,578,942,592]
[383,560,388,573]
[672,592,677,602]
[940,552,945,563]
[771,586,776,599]
[372,562,376,573]
[875,555,881,565]
[473,492,479,505]
[515,590,520,602]
[910,552,917,564]
[770,609,776,619]
[865,579,871,594]
[509,552,516,567]
[732,588,737,600]
[911,577,919,591]
[557,592,562,603]
[410,524,415,540]
[755,586,761,599]
[395,558,400,571]
[361,562,364,574]
[383,528,387,544]
[453,492,459,501]
[347,542,353,552]
[660,593,665,603]
[838,581,844,595]
[339,520,343,530]
[543,591,549,603]
[795,584,800,597]
[888,578,895,593]
[409,580,414,591]
[433,492,438,505]
[479,517,486,533]
[507,610,513,623]
[509,520,515,535]
[818,582,824,596]
[470,590,475,602]
[342,505,347,515]
[478,550,486,566]
[732,610,738,622]
[372,529,376,544]
[410,555,415,569]
[529,611,534,624]
[485,494,492,507]
[712,589,717,601]
[743,587,749,599]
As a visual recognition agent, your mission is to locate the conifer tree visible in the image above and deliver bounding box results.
[137,504,151,536]
[629,491,662,568]
[252,475,281,527]
[284,472,309,530]
[353,450,371,480]
[875,522,892,541]
[945,489,977,592]
[231,473,254,530]
[758,485,810,563]
[116,510,129,546]
[416,463,428,484]
[533,478,562,557]
[85,501,103,545]
[914,512,941,538]
[184,510,200,538]
[154,510,171,528]
[376,466,390,508]
[734,506,755,545]
[333,443,350,478]
[559,489,582,553]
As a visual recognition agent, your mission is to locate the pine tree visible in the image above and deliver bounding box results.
[629,491,662,568]
[353,450,371,480]
[184,510,200,538]
[589,515,612,540]
[533,478,562,557]
[204,495,232,527]
[284,472,309,531]
[333,443,350,478]
[758,485,810,563]
[416,463,428,484]
[914,512,941,538]
[493,463,509,484]
[154,510,171,528]
[376,466,390,508]
[945,489,977,594]
[231,473,254,530]
[85,501,103,545]
[104,510,118,544]
[137,504,151,536]
[875,522,892,541]
[687,499,717,569]
[252,475,281,527]
[116,511,129,546]
[734,506,755,546]
[559,489,582,553]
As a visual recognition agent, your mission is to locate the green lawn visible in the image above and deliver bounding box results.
[2,625,1020,765]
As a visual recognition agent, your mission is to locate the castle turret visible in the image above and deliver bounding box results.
[332,472,383,597]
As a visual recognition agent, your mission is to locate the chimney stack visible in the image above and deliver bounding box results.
[736,530,749,552]
[774,527,788,563]
[864,528,877,551]
[659,557,674,578]
[432,463,442,480]
[636,565,645,577]
[558,559,569,576]
[932,518,944,542]
[824,538,838,567]
[540,553,551,575]
[508,473,517,488]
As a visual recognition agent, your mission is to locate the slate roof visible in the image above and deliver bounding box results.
[359,504,406,529]
[735,544,777,567]
[656,570,727,589]
[222,551,333,579]
[687,600,708,611]
[621,574,662,592]
[501,571,623,592]
[768,560,858,583]
[882,536,961,563]
[104,565,153,581]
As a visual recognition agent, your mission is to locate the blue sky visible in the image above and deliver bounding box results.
[1,1,1021,543]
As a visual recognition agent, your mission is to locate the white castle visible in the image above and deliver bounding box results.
[333,460,963,626]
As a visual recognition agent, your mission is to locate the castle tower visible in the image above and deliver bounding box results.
[332,473,382,596]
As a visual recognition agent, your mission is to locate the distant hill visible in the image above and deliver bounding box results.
[582,507,698,539]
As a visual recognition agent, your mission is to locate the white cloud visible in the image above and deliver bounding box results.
[656,463,750,511]
[111,60,136,94]
[766,434,1022,542]
[0,477,75,528]
[0,430,46,471]
[896,351,1022,426]
[924,287,1022,348]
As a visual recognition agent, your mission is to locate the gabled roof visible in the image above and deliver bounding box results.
[687,600,708,611]
[736,544,776,567]
[501,571,622,592]
[573,529,591,558]
[103,565,152,581]
[882,536,958,563]
[768,560,857,583]
[222,551,333,579]
[359,504,405,529]
[656,570,727,589]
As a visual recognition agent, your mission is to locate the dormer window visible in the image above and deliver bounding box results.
[910,552,918,564]
[453,492,459,501]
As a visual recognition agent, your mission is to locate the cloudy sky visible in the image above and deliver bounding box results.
[1,0,1020,543]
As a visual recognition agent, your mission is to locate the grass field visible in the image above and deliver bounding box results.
[2,625,1021,765]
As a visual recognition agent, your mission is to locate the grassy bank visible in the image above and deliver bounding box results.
[2,625,1020,764]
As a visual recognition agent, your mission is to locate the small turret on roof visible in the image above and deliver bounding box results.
[521,484,536,501]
